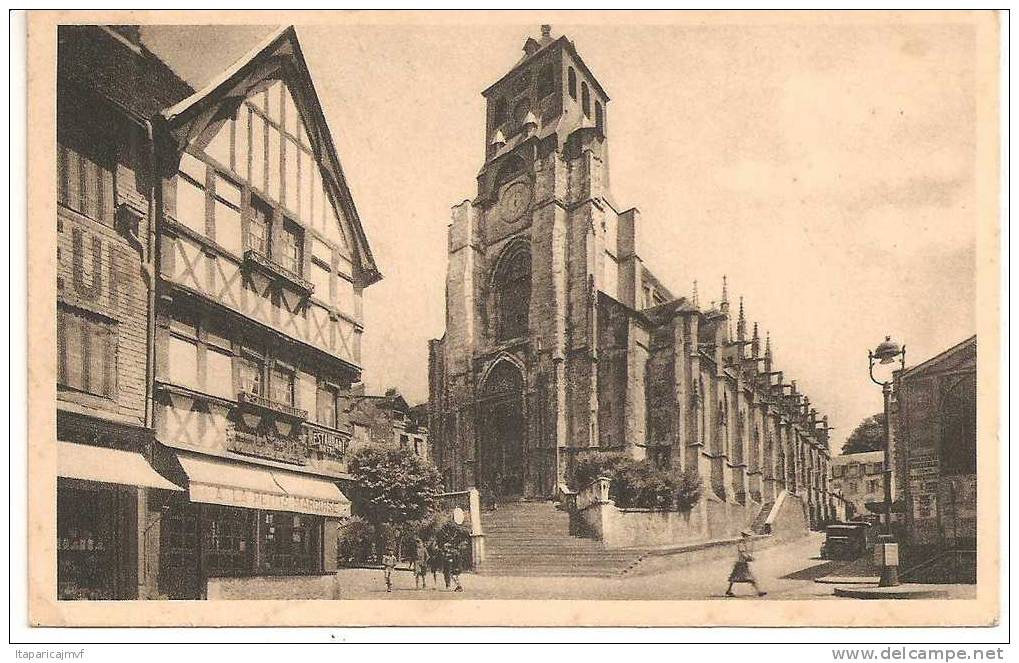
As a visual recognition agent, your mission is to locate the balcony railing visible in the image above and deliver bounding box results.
[243,248,314,295]
[237,391,308,421]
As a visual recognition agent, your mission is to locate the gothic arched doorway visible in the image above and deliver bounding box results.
[478,360,526,499]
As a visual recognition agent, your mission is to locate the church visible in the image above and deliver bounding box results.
[428,27,836,535]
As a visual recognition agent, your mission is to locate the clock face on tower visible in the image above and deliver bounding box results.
[496,180,533,223]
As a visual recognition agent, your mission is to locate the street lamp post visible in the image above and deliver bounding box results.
[868,335,906,587]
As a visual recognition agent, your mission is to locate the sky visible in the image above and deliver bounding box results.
[140,18,979,452]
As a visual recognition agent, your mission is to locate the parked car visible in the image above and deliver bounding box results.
[820,522,873,560]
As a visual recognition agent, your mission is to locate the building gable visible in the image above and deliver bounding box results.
[159,25,380,286]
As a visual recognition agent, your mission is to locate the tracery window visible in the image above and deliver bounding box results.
[493,248,531,341]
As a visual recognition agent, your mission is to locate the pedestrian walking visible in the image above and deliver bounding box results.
[381,547,397,593]
[413,538,429,590]
[427,538,443,590]
[726,530,766,597]
[440,542,453,589]
[443,542,463,592]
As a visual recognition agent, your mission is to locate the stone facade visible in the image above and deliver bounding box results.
[341,387,429,459]
[830,450,886,520]
[893,336,977,552]
[428,28,836,535]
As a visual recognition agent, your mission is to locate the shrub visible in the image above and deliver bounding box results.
[573,451,631,490]
[613,462,675,509]
[337,517,375,566]
[673,467,703,513]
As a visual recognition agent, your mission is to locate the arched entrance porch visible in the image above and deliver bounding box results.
[477,360,526,499]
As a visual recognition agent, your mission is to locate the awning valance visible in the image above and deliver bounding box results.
[57,441,184,492]
[175,452,350,518]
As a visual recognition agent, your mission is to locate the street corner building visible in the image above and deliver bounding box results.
[428,27,837,552]
[893,336,977,582]
[55,25,380,600]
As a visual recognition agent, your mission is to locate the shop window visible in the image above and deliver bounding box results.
[259,511,322,574]
[203,505,255,576]
[57,306,117,399]
[567,67,577,100]
[581,82,590,118]
[57,482,118,600]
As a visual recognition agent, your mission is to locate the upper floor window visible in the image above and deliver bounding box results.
[567,68,577,100]
[165,313,234,400]
[316,383,339,428]
[239,354,264,397]
[247,196,272,255]
[270,364,296,406]
[57,305,117,399]
[581,82,590,118]
[595,101,604,133]
[57,115,115,225]
[278,220,304,275]
[493,246,531,341]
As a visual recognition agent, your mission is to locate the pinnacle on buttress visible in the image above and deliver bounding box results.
[736,296,747,341]
[692,280,699,308]
[751,322,761,358]
[720,275,729,314]
[764,331,772,359]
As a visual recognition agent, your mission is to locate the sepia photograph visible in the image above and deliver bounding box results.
[19,8,1002,633]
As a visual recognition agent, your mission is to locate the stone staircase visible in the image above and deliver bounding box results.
[476,501,647,577]
[750,501,775,534]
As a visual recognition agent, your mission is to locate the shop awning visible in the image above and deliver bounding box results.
[175,452,350,518]
[57,441,184,492]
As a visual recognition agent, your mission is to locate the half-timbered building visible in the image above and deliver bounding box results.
[55,25,381,600]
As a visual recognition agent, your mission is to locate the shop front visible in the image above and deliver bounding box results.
[56,441,185,600]
[157,452,350,599]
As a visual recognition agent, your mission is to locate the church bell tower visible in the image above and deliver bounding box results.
[430,26,617,499]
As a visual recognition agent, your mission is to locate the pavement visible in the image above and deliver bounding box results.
[335,532,862,600]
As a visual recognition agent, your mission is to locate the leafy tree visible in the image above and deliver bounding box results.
[347,443,443,526]
[841,413,887,455]
[673,467,703,513]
